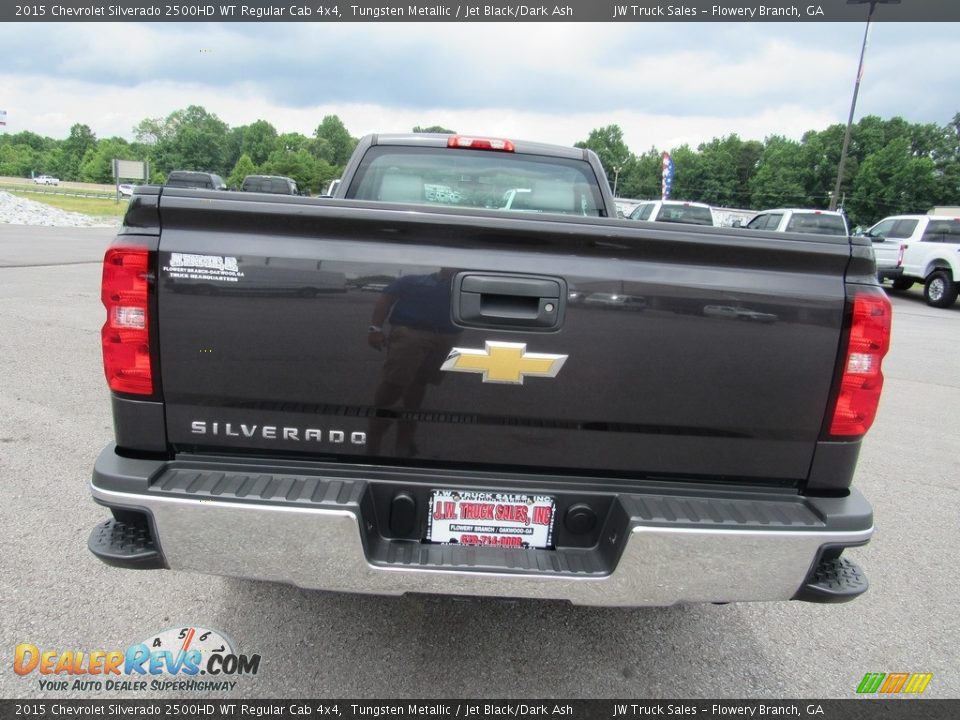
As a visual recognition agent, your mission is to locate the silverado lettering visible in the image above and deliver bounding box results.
[189,421,366,445]
[88,132,890,607]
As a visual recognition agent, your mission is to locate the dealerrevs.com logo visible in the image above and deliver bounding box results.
[14,627,260,693]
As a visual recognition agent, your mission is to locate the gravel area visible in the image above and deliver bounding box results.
[0,190,120,228]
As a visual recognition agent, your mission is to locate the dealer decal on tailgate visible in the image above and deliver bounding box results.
[427,490,556,549]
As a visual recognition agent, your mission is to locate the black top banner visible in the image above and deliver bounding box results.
[4,0,959,23]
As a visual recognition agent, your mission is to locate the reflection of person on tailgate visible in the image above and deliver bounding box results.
[367,269,461,457]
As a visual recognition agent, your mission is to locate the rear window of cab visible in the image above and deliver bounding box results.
[243,177,297,194]
[655,204,714,226]
[629,203,714,226]
[348,146,607,217]
[922,219,960,242]
[785,213,847,236]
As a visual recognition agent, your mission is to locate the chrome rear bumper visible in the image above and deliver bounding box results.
[90,446,873,607]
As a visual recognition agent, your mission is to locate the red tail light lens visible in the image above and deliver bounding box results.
[101,246,152,394]
[829,290,892,436]
[447,136,515,152]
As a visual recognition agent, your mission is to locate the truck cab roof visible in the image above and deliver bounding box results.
[370,133,590,161]
[165,170,226,190]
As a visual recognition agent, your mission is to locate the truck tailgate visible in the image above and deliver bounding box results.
[155,193,849,484]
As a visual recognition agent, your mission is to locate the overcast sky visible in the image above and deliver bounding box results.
[1,21,957,152]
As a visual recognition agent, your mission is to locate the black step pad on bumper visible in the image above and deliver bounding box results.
[88,518,165,570]
[794,555,868,603]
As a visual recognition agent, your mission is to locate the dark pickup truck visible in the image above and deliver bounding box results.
[89,133,891,606]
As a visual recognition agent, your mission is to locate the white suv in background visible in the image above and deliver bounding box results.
[744,208,848,237]
[614,198,646,218]
[627,200,715,226]
[866,214,960,307]
[862,215,922,288]
[33,175,60,185]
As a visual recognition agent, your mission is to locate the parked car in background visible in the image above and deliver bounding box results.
[323,178,342,197]
[614,198,646,218]
[33,175,60,186]
[500,187,532,209]
[241,175,299,195]
[744,209,848,237]
[627,200,715,227]
[865,214,960,307]
[164,171,227,190]
[859,215,923,286]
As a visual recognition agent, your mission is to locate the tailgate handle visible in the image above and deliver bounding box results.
[456,274,565,330]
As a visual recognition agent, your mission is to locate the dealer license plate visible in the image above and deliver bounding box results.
[427,489,556,549]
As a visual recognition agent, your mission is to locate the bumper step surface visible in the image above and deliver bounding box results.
[794,555,868,603]
[88,518,165,570]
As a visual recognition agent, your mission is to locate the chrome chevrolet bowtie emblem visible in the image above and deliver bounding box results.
[440,341,568,385]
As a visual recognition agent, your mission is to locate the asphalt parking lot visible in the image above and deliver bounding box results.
[0,225,957,699]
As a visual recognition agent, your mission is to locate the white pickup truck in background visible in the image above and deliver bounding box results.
[744,208,848,237]
[627,199,715,226]
[865,214,960,307]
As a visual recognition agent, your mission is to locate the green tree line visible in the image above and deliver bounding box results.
[2,107,957,225]
[0,108,463,195]
[0,107,360,195]
[576,114,960,227]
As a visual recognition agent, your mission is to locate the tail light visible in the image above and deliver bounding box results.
[101,245,153,395]
[828,289,892,436]
[896,243,905,267]
[447,136,515,152]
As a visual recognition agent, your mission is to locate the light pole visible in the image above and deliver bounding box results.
[830,0,901,211]
[611,156,629,197]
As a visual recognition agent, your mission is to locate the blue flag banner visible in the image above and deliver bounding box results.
[661,151,674,200]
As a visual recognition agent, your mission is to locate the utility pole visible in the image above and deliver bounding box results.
[611,157,629,198]
[830,0,901,210]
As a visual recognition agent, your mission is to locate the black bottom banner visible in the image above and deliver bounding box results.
[1,700,957,720]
